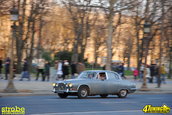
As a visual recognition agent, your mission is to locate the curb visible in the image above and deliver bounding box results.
[0,90,172,97]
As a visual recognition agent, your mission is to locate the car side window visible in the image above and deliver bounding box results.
[97,72,107,80]
[108,72,121,80]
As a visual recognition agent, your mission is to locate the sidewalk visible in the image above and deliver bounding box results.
[0,75,172,97]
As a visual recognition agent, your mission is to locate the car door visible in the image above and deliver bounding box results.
[89,72,109,94]
[106,72,121,94]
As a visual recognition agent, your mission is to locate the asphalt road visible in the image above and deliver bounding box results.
[0,94,172,115]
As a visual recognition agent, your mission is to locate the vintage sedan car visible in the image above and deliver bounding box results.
[52,70,136,99]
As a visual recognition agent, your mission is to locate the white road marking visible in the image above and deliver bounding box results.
[31,110,142,115]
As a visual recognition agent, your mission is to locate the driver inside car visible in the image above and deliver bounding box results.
[98,73,106,80]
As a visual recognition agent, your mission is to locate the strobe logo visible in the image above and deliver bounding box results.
[142,104,171,114]
[1,106,25,115]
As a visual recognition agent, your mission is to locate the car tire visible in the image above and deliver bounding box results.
[78,86,89,99]
[100,94,108,98]
[117,89,128,98]
[58,93,68,98]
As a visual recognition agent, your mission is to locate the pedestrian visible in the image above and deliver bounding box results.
[13,61,17,79]
[71,61,77,78]
[35,59,45,81]
[20,59,30,81]
[0,57,3,79]
[56,60,63,80]
[150,64,156,83]
[76,62,85,74]
[139,63,145,81]
[62,60,69,80]
[145,65,151,82]
[155,64,161,88]
[133,68,139,80]
[4,57,10,80]
[44,61,51,81]
[118,63,126,79]
[160,64,167,84]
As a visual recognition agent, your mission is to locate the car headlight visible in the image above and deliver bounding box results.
[67,83,73,87]
[52,83,58,87]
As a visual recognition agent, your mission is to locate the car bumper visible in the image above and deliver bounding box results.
[53,88,78,93]
[129,88,137,93]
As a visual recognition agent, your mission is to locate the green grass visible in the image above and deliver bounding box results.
[124,70,133,76]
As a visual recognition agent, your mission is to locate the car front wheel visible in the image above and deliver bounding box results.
[58,93,68,98]
[117,89,128,98]
[78,86,89,99]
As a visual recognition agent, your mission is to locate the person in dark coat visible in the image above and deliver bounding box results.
[20,59,30,81]
[150,64,155,83]
[44,61,51,81]
[71,61,77,78]
[4,57,10,80]
[118,63,126,79]
[0,58,3,79]
[62,60,69,80]
[154,64,161,88]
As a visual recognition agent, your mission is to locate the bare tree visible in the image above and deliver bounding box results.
[60,0,97,62]
[0,0,11,16]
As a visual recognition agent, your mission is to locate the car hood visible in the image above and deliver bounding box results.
[54,78,89,84]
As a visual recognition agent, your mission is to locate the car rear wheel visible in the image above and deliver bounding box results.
[100,94,108,98]
[58,93,68,98]
[117,89,128,98]
[78,86,89,99]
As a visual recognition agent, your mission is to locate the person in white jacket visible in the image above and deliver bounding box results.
[145,65,151,81]
[56,60,63,80]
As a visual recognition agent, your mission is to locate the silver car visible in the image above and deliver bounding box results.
[52,70,136,99]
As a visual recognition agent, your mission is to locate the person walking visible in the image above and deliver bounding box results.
[118,63,126,79]
[155,64,161,88]
[0,58,3,79]
[4,57,10,80]
[36,59,45,81]
[56,60,63,80]
[133,68,139,80]
[150,64,156,83]
[139,63,145,81]
[20,59,30,81]
[71,61,77,78]
[160,64,167,84]
[62,60,69,80]
[145,65,151,82]
[44,61,51,81]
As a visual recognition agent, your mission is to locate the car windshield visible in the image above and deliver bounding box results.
[78,71,96,79]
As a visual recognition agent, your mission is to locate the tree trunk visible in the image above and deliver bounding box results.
[15,0,27,73]
[27,20,36,72]
[37,15,43,59]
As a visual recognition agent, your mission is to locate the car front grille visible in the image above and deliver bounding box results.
[57,83,66,90]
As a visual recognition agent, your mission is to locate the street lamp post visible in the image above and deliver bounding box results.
[3,7,18,93]
[140,22,151,91]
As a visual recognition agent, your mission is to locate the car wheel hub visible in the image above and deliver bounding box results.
[81,89,87,97]
[121,90,127,96]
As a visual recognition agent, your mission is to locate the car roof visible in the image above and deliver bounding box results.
[84,70,113,73]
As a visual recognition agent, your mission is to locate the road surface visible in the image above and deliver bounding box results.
[0,94,172,115]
